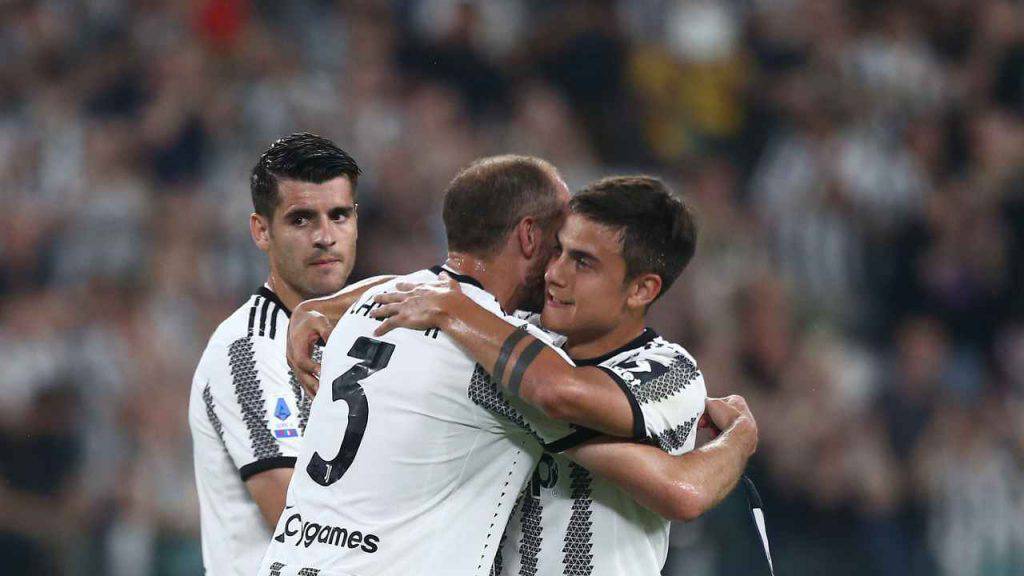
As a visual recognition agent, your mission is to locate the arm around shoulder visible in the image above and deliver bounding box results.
[566,395,758,522]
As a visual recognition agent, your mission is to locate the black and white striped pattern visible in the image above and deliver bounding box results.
[561,463,594,576]
[247,296,260,337]
[247,293,288,340]
[468,365,543,446]
[202,383,225,443]
[268,562,285,576]
[518,490,544,576]
[288,370,312,433]
[600,336,705,454]
[651,416,698,452]
[625,356,700,405]
[229,336,281,460]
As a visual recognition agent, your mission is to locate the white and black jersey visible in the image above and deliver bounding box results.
[189,286,311,576]
[257,267,591,576]
[494,330,707,576]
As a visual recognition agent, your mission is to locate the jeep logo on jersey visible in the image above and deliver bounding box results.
[273,511,380,554]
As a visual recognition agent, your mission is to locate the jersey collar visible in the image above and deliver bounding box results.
[572,328,659,366]
[429,265,484,290]
[256,285,292,318]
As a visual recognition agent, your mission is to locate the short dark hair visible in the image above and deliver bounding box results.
[570,176,697,299]
[250,133,361,217]
[442,155,564,255]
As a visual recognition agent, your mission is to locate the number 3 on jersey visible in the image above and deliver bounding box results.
[307,337,395,486]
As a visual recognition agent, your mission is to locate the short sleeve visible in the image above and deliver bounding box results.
[202,336,306,480]
[600,349,707,455]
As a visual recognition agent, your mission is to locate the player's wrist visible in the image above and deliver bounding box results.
[298,297,341,322]
[434,290,466,330]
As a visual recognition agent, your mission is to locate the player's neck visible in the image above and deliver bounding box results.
[265,272,303,312]
[443,252,518,312]
[564,315,646,361]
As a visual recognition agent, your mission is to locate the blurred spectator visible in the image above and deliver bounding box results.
[2,1,1023,574]
[0,381,86,574]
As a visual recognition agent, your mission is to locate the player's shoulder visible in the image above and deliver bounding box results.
[593,330,702,393]
[622,333,696,368]
[197,288,290,382]
[365,266,504,315]
[431,265,504,314]
[587,329,693,368]
[508,310,568,350]
[206,287,289,348]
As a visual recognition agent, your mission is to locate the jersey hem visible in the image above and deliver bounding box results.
[239,456,298,481]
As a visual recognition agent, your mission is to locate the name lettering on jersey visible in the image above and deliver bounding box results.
[350,299,383,318]
[274,512,380,554]
[350,294,440,339]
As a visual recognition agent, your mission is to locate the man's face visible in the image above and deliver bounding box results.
[518,179,571,313]
[541,213,632,340]
[254,176,357,300]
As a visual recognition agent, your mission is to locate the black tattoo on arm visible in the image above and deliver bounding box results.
[493,325,530,385]
[507,339,546,397]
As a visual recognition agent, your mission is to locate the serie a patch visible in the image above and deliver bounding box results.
[275,397,292,420]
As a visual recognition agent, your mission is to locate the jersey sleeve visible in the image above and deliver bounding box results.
[599,347,707,455]
[202,335,306,480]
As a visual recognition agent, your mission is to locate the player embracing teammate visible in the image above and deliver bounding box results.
[269,157,759,576]
[369,175,757,576]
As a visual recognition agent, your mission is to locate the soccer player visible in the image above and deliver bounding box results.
[260,157,755,576]
[188,133,382,576]
[371,175,743,575]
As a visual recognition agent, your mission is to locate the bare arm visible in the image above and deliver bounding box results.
[372,277,635,438]
[567,395,758,521]
[244,468,294,529]
[287,275,395,396]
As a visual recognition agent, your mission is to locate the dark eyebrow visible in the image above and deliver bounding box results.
[282,204,356,221]
[329,205,356,218]
[283,207,317,221]
[568,248,597,265]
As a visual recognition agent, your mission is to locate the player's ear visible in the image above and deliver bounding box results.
[250,212,272,253]
[626,273,662,310]
[516,217,539,259]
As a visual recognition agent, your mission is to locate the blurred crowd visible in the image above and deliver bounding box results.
[1,0,1023,574]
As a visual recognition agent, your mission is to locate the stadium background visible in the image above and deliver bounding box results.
[2,0,1024,574]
